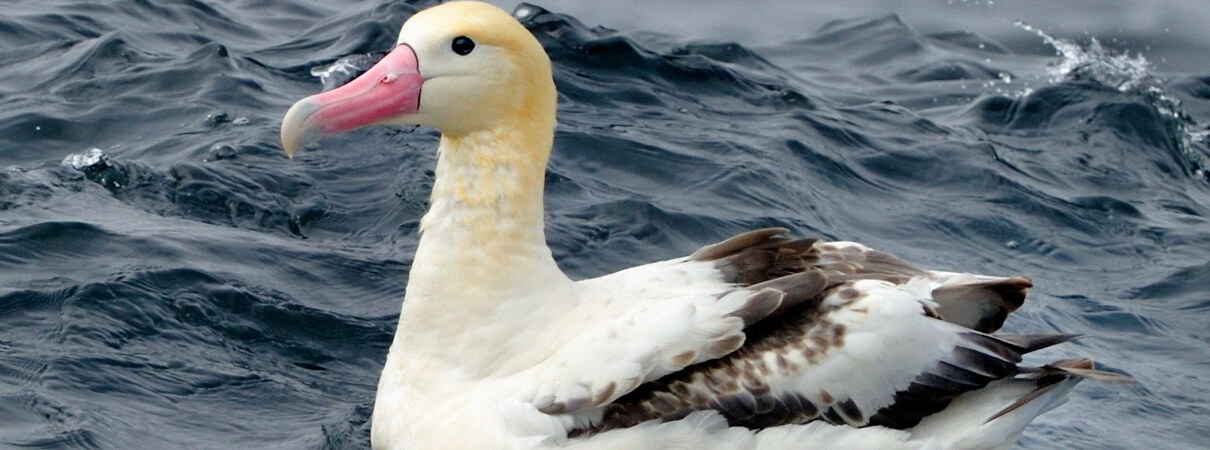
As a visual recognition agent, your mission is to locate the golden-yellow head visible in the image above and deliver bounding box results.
[281,1,556,157]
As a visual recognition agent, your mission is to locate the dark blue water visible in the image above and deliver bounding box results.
[2,0,1208,448]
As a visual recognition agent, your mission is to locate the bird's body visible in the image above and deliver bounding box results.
[279,2,1129,448]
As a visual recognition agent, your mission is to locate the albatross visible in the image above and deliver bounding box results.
[280,2,1129,448]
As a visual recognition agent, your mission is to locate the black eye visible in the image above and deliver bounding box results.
[451,36,475,55]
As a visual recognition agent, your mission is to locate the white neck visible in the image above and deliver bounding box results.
[391,122,574,378]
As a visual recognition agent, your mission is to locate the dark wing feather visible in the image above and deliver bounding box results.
[691,228,1027,332]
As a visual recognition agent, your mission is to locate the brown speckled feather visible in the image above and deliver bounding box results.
[572,228,1118,437]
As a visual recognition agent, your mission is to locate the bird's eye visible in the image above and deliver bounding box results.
[451,36,475,56]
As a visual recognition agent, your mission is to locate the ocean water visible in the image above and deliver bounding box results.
[1,0,1208,448]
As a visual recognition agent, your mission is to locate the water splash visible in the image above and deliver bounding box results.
[62,148,109,172]
[1018,23,1147,89]
[1017,22,1207,178]
[311,54,379,91]
[61,147,128,189]
[980,71,1016,93]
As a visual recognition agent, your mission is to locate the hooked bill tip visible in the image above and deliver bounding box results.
[280,97,324,159]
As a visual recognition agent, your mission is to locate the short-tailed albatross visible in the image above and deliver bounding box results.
[280,2,1130,448]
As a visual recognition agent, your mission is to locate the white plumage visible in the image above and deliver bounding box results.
[279,2,1130,448]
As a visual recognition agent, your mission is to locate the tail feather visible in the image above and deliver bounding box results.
[995,334,1083,352]
[909,358,1133,449]
[1020,358,1138,384]
[985,358,1135,424]
[982,375,1073,424]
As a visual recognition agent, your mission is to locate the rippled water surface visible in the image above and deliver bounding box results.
[2,0,1209,448]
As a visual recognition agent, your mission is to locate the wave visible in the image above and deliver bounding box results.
[1,1,1208,448]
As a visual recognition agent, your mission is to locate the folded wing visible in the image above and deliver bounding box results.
[523,229,1125,444]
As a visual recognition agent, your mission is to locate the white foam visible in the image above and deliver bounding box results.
[1017,22,1207,177]
[311,54,377,91]
[62,147,108,170]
